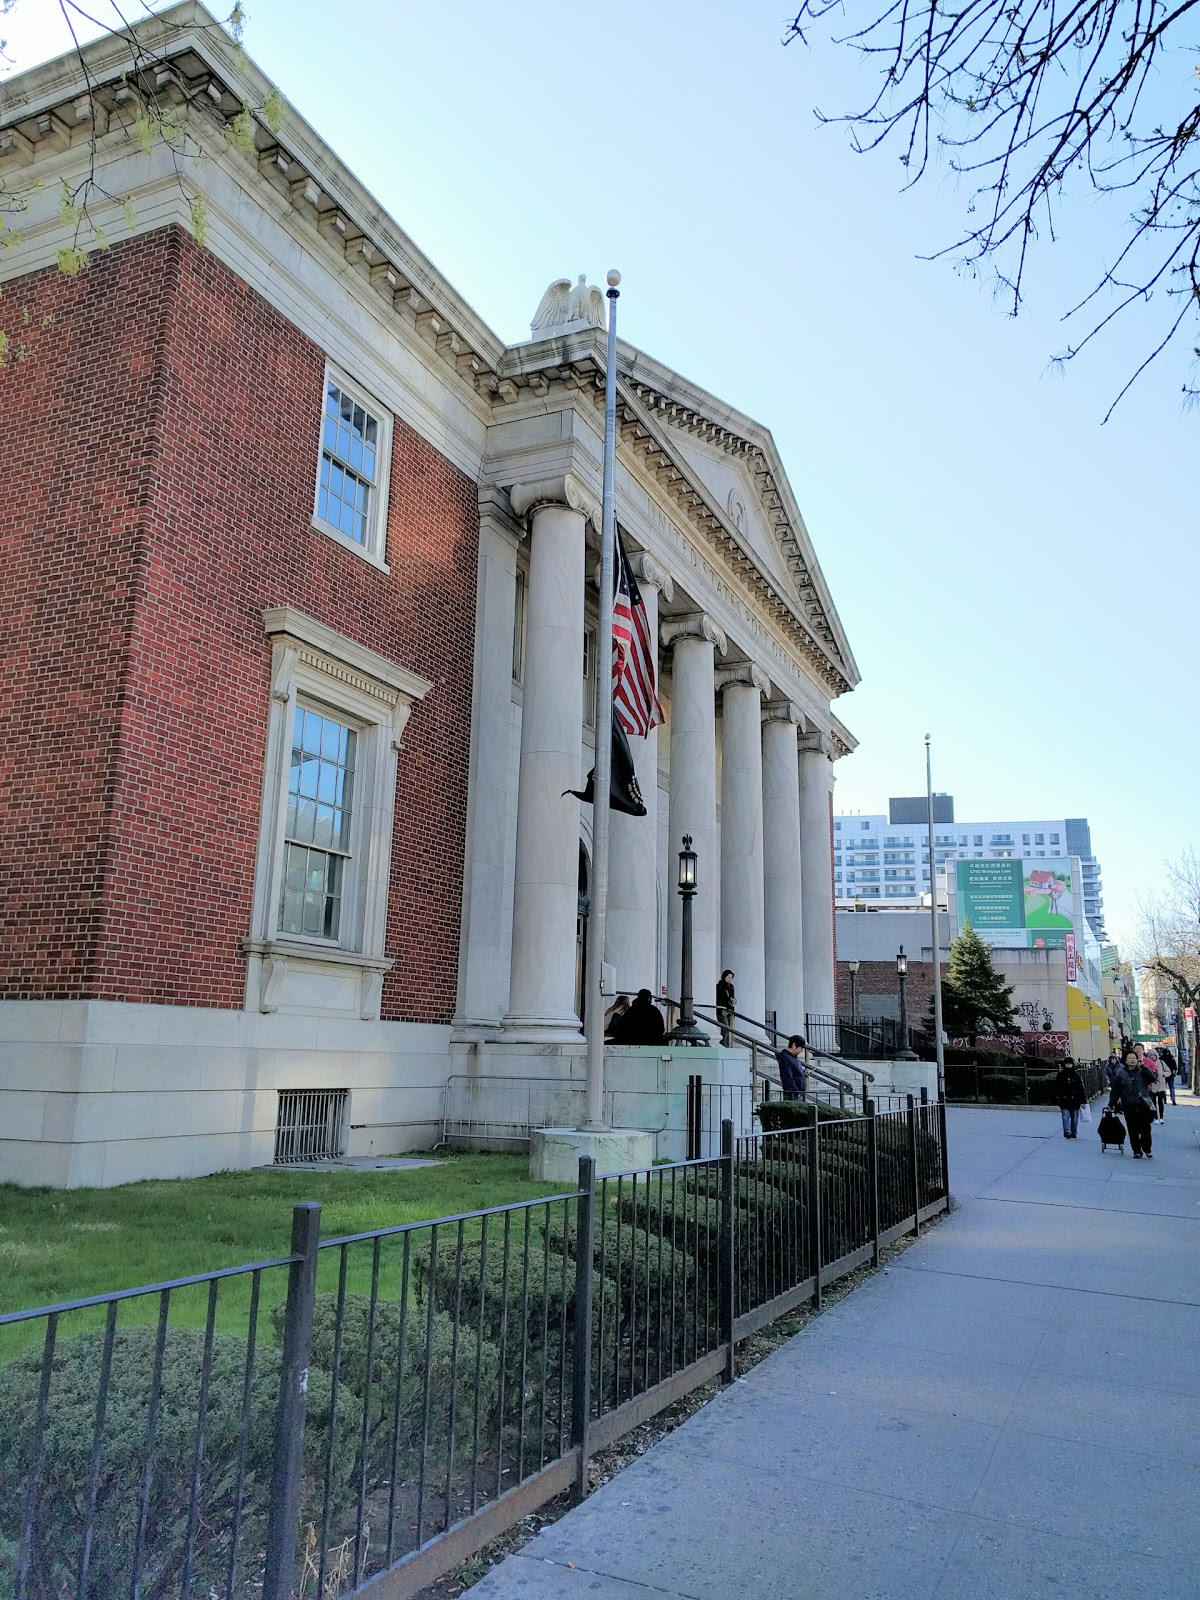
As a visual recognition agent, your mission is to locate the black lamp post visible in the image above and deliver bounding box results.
[667,835,710,1046]
[847,959,860,1024]
[896,946,909,1049]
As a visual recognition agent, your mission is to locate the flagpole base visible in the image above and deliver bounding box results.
[529,1126,654,1184]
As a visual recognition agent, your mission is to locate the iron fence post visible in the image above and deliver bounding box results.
[686,1074,701,1161]
[907,1094,920,1237]
[571,1156,596,1506]
[263,1201,320,1600]
[1023,1065,1030,1106]
[974,1062,980,1102]
[866,1099,880,1267]
[938,1091,950,1202]
[808,1102,822,1310]
[862,1078,869,1116]
[920,1086,929,1106]
[720,1119,735,1383]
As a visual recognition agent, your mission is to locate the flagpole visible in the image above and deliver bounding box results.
[926,733,946,1102]
[582,269,622,1132]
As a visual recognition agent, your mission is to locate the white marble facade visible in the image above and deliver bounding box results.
[0,7,859,1183]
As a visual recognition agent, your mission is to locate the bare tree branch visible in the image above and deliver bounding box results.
[785,0,1200,413]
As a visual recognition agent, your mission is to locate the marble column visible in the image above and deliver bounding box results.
[503,474,597,1038]
[762,701,805,1035]
[606,554,673,996]
[798,730,837,1022]
[716,662,770,1034]
[662,613,726,1014]
[454,489,523,1029]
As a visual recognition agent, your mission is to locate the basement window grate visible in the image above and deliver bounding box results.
[274,1088,349,1164]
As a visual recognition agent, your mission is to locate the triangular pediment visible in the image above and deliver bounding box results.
[613,360,859,695]
[667,432,797,599]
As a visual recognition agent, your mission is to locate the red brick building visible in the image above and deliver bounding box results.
[0,7,859,1184]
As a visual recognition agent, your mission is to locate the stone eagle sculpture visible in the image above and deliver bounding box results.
[530,274,606,335]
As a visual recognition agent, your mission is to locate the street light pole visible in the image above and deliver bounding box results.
[897,946,909,1051]
[926,734,947,1101]
[847,959,860,1024]
[667,837,710,1046]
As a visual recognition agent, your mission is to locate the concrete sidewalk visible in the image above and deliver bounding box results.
[470,1101,1200,1599]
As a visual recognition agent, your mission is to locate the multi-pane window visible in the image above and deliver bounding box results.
[318,381,380,546]
[280,705,356,940]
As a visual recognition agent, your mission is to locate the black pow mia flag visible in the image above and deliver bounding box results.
[565,714,647,817]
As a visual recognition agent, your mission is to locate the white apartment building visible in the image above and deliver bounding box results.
[834,798,1106,940]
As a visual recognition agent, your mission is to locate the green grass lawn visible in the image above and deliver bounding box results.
[0,1153,567,1344]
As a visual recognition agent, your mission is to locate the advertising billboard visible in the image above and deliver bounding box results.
[955,858,1075,949]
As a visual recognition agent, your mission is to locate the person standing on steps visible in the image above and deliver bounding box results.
[1054,1057,1087,1138]
[775,1035,808,1101]
[1109,1047,1156,1158]
[716,969,736,1047]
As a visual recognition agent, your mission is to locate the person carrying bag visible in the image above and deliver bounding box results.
[1108,1048,1156,1158]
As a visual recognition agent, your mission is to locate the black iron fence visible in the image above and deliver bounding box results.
[805,1014,915,1060]
[946,1059,1104,1106]
[0,1101,949,1600]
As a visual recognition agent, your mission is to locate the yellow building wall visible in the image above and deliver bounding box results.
[1067,986,1109,1061]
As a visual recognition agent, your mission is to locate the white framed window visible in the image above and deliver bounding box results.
[312,369,392,566]
[246,608,432,1018]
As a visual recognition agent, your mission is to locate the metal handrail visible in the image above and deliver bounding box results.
[660,997,858,1108]
[694,999,876,1084]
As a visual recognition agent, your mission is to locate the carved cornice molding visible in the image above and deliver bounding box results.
[762,699,803,727]
[716,662,770,697]
[0,24,508,410]
[660,612,728,656]
[509,473,601,530]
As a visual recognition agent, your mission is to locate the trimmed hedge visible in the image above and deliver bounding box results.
[0,1325,351,1600]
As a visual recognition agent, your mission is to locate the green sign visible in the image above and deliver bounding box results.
[956,858,1078,948]
[956,860,1023,928]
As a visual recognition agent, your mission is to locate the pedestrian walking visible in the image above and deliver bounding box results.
[1103,1050,1121,1089]
[1145,1050,1168,1121]
[1108,1048,1156,1158]
[716,969,735,1048]
[1054,1057,1087,1138]
[775,1035,808,1101]
[1159,1044,1178,1105]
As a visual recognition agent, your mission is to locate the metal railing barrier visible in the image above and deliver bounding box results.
[2,1105,950,1600]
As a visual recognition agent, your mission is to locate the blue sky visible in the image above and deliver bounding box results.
[6,0,1196,950]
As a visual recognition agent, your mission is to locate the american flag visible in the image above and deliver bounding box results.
[612,528,663,737]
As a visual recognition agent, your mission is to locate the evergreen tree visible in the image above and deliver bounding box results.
[927,920,1021,1047]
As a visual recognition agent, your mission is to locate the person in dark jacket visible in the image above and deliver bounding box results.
[612,989,666,1046]
[1054,1057,1087,1138]
[775,1035,808,1100]
[1159,1044,1178,1106]
[1109,1048,1156,1157]
[716,969,736,1047]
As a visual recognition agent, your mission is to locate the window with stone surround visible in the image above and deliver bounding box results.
[246,609,431,1017]
[312,370,391,564]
